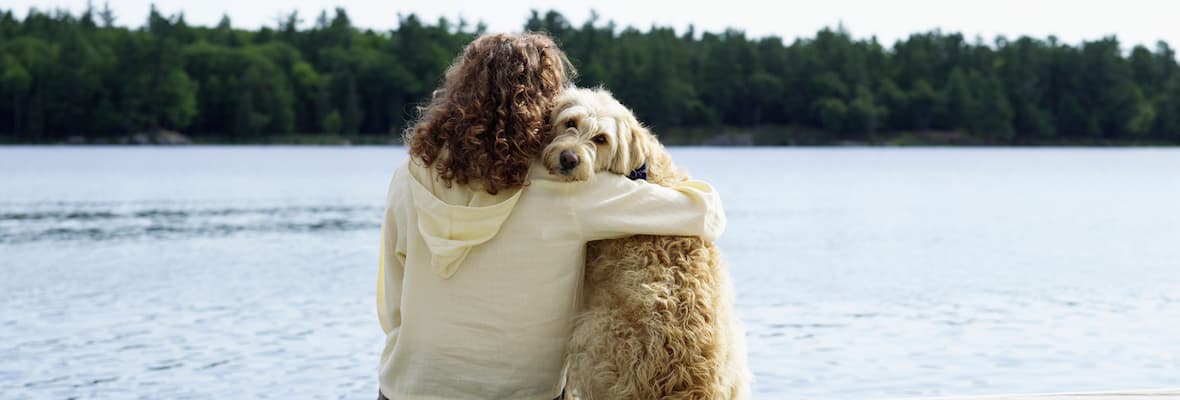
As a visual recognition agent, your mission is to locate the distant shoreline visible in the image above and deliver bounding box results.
[4,127,1177,147]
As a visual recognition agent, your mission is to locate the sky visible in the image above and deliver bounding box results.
[6,0,1180,51]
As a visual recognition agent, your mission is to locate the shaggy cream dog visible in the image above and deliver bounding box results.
[543,88,751,400]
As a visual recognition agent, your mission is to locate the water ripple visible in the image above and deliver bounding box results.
[0,203,381,244]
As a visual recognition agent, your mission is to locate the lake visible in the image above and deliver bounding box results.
[2,146,1178,399]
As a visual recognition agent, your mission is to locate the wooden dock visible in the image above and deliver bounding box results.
[898,389,1180,399]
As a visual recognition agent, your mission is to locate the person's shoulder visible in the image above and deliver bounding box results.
[526,161,558,184]
[384,159,417,197]
[394,158,433,185]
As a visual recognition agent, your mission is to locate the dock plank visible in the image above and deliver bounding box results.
[900,389,1180,400]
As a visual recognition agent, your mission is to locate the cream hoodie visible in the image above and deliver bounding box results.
[377,159,725,400]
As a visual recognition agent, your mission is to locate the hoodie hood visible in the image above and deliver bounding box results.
[406,163,522,278]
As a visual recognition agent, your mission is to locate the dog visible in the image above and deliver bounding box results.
[543,88,750,399]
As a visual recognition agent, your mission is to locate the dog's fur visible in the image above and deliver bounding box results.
[543,88,750,399]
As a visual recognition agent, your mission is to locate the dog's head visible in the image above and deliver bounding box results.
[541,88,654,182]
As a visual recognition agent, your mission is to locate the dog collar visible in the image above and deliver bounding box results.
[627,161,648,181]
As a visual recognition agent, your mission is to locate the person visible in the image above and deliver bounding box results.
[376,32,726,400]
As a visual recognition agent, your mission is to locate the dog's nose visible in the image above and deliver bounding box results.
[559,150,580,170]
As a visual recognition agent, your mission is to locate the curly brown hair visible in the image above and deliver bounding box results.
[405,33,574,195]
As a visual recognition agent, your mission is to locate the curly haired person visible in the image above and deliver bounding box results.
[376,33,726,400]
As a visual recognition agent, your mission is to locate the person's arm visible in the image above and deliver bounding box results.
[376,184,404,335]
[570,172,726,241]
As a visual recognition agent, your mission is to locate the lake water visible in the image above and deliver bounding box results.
[2,146,1179,399]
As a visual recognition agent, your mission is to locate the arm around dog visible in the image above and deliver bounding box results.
[572,172,726,241]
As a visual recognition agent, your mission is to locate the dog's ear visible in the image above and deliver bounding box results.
[612,114,651,176]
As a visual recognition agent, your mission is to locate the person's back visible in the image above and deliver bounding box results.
[375,33,725,400]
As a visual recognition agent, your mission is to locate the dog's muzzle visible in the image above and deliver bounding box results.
[559,150,580,171]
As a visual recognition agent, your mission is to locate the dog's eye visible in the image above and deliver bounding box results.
[565,120,577,129]
[592,134,608,145]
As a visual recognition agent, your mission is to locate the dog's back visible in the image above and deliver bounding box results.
[572,237,748,399]
[568,137,750,399]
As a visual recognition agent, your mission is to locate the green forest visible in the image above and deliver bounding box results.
[2,6,1179,145]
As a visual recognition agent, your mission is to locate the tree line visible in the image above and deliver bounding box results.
[1,7,1179,145]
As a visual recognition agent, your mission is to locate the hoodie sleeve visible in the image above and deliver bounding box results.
[376,173,406,335]
[572,173,726,241]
